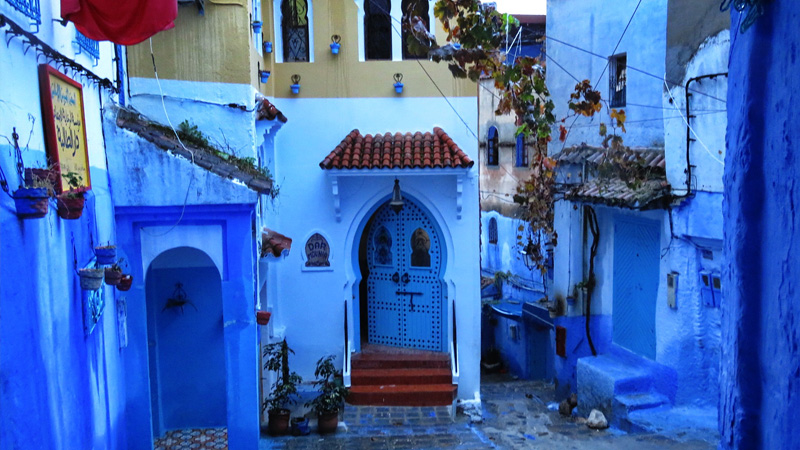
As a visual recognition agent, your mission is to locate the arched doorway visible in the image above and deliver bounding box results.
[359,197,445,351]
[145,247,227,437]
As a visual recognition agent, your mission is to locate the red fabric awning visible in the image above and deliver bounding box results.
[62,0,177,46]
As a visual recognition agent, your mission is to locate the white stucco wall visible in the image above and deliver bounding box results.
[262,96,481,400]
[547,0,668,153]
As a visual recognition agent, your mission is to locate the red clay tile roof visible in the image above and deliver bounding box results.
[319,128,474,170]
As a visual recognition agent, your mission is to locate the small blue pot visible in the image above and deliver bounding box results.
[259,70,270,83]
[95,246,117,265]
[291,84,300,94]
[264,41,273,53]
[291,417,310,436]
[330,42,340,55]
[252,21,263,34]
[394,82,404,94]
[13,187,49,219]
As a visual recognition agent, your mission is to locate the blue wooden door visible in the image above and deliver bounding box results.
[366,198,444,351]
[613,216,660,360]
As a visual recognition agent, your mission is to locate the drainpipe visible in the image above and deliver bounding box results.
[677,72,728,199]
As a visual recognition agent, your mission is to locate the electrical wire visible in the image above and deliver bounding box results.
[138,38,197,237]
[664,76,724,165]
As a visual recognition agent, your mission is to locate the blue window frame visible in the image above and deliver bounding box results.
[5,0,41,24]
[75,31,100,60]
[515,134,528,167]
[487,126,499,166]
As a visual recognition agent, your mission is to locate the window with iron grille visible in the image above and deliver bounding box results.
[75,31,100,60]
[365,0,392,60]
[401,0,428,60]
[609,53,627,107]
[486,126,499,166]
[488,218,498,244]
[515,134,528,167]
[5,0,41,24]
[282,0,310,62]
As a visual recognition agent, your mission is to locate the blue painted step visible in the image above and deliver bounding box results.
[613,393,670,432]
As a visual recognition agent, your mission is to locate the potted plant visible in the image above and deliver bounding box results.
[117,274,133,291]
[56,171,86,220]
[78,267,105,291]
[12,169,53,219]
[291,416,310,436]
[95,244,117,265]
[263,339,302,436]
[305,355,348,434]
[105,259,124,286]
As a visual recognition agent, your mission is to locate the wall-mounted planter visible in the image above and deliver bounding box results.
[79,268,105,291]
[56,194,85,219]
[264,41,273,53]
[252,21,263,34]
[256,310,272,325]
[117,274,133,291]
[290,74,301,95]
[105,267,123,286]
[260,70,271,84]
[13,187,49,219]
[330,35,341,55]
[393,73,404,94]
[24,168,58,190]
[95,246,117,265]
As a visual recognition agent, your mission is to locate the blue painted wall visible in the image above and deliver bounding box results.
[721,4,800,448]
[552,315,612,397]
[146,257,227,432]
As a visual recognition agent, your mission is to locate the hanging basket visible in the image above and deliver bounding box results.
[94,246,117,265]
[117,274,133,291]
[78,268,105,291]
[105,267,123,286]
[56,194,85,220]
[13,188,50,219]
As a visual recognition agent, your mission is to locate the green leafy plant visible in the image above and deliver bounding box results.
[305,355,348,415]
[177,120,210,148]
[60,171,85,199]
[263,339,303,413]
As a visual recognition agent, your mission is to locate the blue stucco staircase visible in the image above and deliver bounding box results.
[348,347,456,406]
[577,344,676,430]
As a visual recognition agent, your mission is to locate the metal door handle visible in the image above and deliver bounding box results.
[401,272,409,284]
[392,272,400,283]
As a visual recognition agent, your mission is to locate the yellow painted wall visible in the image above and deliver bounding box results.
[261,0,476,98]
[128,1,255,86]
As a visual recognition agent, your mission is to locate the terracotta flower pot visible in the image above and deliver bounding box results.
[117,274,133,291]
[13,188,49,219]
[268,409,291,436]
[105,268,123,286]
[256,311,271,325]
[79,268,105,290]
[317,409,339,434]
[56,194,85,219]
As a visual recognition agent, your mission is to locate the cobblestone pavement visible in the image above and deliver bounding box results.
[260,375,718,449]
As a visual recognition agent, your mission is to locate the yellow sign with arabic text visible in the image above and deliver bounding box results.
[39,64,91,193]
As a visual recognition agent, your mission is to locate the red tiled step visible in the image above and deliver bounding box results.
[351,368,452,386]
[347,384,457,406]
[351,353,450,370]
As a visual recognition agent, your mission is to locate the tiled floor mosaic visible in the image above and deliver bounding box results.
[154,428,228,450]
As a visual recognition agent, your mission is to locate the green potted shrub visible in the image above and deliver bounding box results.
[56,171,86,220]
[263,339,302,436]
[305,355,348,434]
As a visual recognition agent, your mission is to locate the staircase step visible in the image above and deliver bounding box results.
[614,393,670,413]
[351,368,452,386]
[352,353,450,370]
[347,384,457,406]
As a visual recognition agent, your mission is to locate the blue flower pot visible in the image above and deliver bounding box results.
[291,417,310,436]
[260,71,270,83]
[12,187,49,219]
[291,84,300,94]
[264,41,273,53]
[452,43,462,50]
[252,21,262,34]
[330,42,340,55]
[95,246,117,265]
[394,82,404,94]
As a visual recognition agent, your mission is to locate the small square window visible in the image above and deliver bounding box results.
[609,53,626,107]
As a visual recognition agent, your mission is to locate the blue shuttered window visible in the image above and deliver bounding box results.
[515,134,528,167]
[486,126,499,166]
